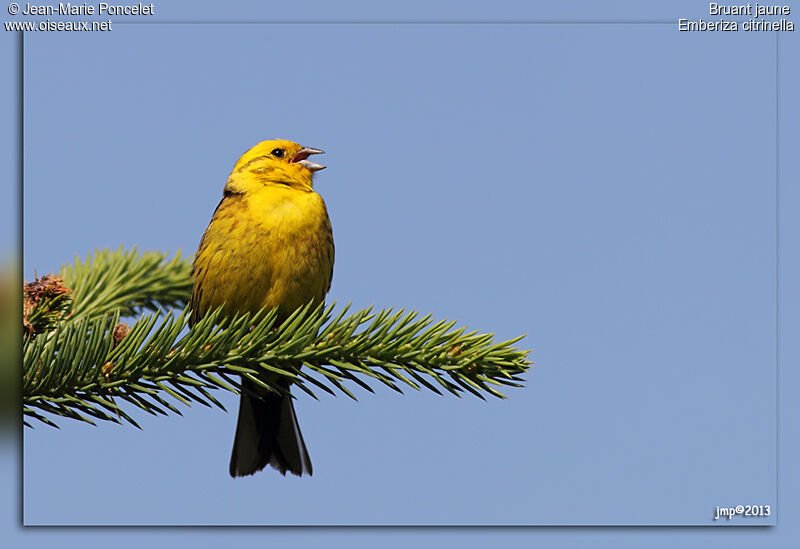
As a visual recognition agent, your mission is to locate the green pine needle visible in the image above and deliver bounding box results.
[61,247,193,320]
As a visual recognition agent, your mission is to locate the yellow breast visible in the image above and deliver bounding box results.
[191,186,334,324]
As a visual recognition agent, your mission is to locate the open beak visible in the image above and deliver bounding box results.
[290,147,326,172]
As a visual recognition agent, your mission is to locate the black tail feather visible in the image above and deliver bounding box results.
[229,378,313,477]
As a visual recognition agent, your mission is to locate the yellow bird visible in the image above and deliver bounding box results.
[190,139,334,477]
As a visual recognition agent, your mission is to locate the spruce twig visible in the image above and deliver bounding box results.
[23,248,533,427]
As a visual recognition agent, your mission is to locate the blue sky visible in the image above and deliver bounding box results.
[4,0,800,547]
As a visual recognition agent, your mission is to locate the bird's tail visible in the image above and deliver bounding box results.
[229,377,313,477]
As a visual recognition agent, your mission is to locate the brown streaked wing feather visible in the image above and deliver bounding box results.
[322,203,335,295]
[189,191,241,327]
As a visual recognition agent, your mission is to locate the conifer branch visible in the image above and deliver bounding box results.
[23,249,533,428]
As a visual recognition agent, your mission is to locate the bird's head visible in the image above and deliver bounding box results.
[225,139,325,193]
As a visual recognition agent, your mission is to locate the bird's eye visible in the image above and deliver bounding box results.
[271,148,285,158]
